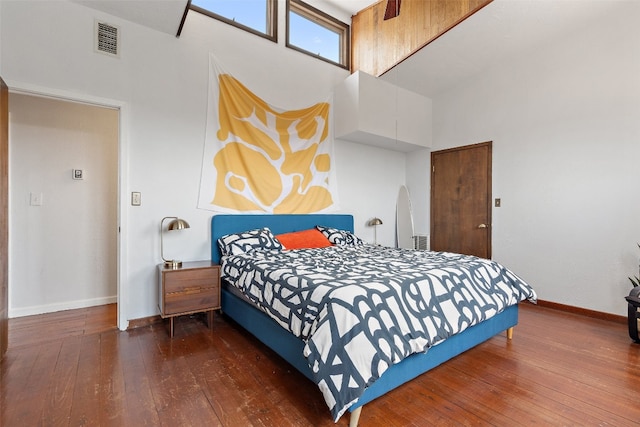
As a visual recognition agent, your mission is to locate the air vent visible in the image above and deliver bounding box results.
[95,20,120,57]
[413,235,430,251]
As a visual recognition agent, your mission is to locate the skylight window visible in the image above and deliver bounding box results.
[190,0,277,41]
[286,0,349,69]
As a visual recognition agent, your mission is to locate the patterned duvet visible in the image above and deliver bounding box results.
[221,245,537,421]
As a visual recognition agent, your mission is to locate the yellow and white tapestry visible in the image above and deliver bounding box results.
[198,57,339,213]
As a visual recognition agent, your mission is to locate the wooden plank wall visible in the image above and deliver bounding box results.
[351,0,492,77]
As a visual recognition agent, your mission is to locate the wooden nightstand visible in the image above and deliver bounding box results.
[158,260,221,337]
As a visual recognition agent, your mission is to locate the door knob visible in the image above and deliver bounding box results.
[477,223,488,229]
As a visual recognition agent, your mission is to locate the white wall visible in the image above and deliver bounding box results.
[405,148,430,237]
[335,141,406,244]
[430,1,640,316]
[9,94,118,316]
[0,1,406,323]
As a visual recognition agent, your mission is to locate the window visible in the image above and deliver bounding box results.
[190,0,277,42]
[286,0,350,69]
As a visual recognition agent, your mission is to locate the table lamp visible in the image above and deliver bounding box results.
[368,217,383,245]
[161,216,190,268]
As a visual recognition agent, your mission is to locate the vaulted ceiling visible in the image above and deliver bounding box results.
[378,0,624,97]
[73,0,624,98]
[71,0,189,35]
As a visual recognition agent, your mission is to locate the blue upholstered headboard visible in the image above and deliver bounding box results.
[210,214,354,264]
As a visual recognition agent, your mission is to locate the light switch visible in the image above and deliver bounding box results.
[131,192,141,206]
[494,198,501,207]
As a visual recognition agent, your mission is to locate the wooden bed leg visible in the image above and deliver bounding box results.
[207,310,214,330]
[506,327,514,340]
[349,406,362,427]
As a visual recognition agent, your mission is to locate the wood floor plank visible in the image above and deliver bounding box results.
[212,318,328,426]
[2,302,640,426]
[357,392,420,427]
[445,349,613,426]
[120,329,162,426]
[83,305,118,335]
[8,304,117,349]
[183,321,258,426]
[193,327,292,427]
[479,335,640,424]
[386,378,482,426]
[417,363,530,426]
[99,328,128,426]
[7,340,63,425]
[137,321,220,427]
[68,333,103,425]
[0,343,41,425]
[43,335,82,425]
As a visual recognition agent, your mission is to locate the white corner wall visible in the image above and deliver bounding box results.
[0,1,407,324]
[431,1,640,316]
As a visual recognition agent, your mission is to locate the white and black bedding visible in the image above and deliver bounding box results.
[220,232,537,421]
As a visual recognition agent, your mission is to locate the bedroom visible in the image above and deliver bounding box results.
[2,0,638,328]
[0,0,639,424]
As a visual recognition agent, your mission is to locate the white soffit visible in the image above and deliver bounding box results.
[381,0,627,98]
[72,0,188,36]
[316,0,379,16]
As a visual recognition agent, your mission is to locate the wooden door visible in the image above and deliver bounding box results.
[430,141,492,258]
[1,77,8,359]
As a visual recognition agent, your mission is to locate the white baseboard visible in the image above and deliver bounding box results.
[9,296,117,318]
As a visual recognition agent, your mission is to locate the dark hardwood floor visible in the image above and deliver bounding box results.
[1,303,639,426]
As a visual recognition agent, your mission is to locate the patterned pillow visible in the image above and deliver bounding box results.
[315,225,346,245]
[315,225,365,246]
[343,231,365,246]
[218,227,283,256]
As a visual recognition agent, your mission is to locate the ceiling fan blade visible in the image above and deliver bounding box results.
[384,0,401,20]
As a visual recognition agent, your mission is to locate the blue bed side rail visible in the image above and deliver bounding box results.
[221,284,518,412]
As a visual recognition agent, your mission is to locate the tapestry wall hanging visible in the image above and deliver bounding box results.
[198,56,339,213]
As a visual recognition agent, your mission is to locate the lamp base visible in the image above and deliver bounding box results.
[164,260,183,269]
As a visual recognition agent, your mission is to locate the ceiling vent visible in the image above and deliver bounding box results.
[95,20,120,57]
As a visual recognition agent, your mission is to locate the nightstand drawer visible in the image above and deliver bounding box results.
[163,267,219,293]
[164,286,219,315]
[158,261,222,337]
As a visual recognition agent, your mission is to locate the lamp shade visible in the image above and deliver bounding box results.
[167,218,190,231]
[161,216,190,268]
[368,217,383,226]
[368,217,383,245]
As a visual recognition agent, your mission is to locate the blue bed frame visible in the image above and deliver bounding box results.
[211,214,518,425]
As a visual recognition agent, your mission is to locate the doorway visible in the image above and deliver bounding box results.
[430,141,492,258]
[8,93,119,323]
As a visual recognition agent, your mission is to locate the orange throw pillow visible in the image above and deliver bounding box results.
[276,229,332,250]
